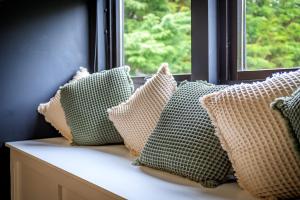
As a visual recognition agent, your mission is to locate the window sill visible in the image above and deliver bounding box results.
[132,74,191,88]
[237,68,299,81]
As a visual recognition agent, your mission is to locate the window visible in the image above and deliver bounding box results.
[241,0,300,71]
[103,0,299,83]
[98,1,215,84]
[123,0,191,77]
[223,0,300,82]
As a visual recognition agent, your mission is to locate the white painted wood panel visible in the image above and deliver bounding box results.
[10,150,117,200]
[7,138,258,200]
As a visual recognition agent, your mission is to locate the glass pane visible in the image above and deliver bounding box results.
[241,0,300,71]
[124,0,191,76]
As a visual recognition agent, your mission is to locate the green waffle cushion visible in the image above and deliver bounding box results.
[60,66,134,145]
[135,81,232,188]
[272,88,300,154]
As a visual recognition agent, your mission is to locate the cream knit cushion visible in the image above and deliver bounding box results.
[38,67,90,142]
[201,70,300,199]
[108,64,177,156]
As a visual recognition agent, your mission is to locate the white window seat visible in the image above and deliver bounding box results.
[6,137,257,200]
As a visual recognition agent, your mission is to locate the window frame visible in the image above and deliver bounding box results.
[219,0,299,83]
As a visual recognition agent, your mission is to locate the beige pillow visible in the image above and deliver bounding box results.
[201,70,300,199]
[38,67,90,142]
[108,63,177,156]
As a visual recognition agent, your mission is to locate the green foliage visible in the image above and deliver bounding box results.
[246,0,300,70]
[125,0,300,75]
[124,0,191,75]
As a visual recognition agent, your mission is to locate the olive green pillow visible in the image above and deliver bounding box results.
[135,81,232,188]
[272,87,300,154]
[60,66,134,145]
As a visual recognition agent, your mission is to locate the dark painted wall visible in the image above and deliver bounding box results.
[0,0,93,199]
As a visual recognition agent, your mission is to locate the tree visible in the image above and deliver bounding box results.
[124,0,191,75]
[124,0,300,75]
[246,0,300,70]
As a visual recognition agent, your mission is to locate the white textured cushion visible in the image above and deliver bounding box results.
[108,64,177,156]
[38,67,90,142]
[201,70,300,199]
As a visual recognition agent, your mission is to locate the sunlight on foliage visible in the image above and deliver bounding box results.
[124,0,300,75]
[246,0,300,70]
[124,0,191,76]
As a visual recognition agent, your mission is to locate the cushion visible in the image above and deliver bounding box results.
[201,70,300,199]
[135,81,232,188]
[37,67,90,142]
[108,64,177,156]
[60,66,134,145]
[272,88,300,154]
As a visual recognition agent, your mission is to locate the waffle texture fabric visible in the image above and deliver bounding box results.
[60,66,134,145]
[201,70,300,199]
[135,81,232,188]
[272,88,300,155]
[108,64,177,156]
[38,67,90,142]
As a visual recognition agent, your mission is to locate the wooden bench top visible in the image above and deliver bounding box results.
[6,137,257,200]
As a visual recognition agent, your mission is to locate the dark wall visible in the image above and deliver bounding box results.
[0,0,94,199]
